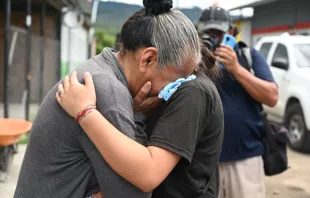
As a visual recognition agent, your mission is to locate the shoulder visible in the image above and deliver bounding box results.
[178,72,221,104]
[237,45,268,68]
[77,62,132,111]
[95,74,132,109]
[93,73,126,93]
[248,47,275,82]
[249,47,265,62]
[81,60,130,99]
[168,72,222,117]
[236,41,259,58]
[250,47,261,57]
[250,47,269,68]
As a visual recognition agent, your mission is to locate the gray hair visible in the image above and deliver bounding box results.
[152,10,201,70]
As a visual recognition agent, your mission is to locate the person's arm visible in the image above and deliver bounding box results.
[90,77,179,193]
[79,130,150,197]
[216,45,278,107]
[132,82,162,146]
[57,72,181,192]
[76,73,152,196]
[232,65,278,107]
[78,81,213,192]
[79,110,180,192]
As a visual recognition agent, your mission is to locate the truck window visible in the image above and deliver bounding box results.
[271,44,289,66]
[259,42,272,59]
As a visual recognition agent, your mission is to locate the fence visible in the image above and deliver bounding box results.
[0,26,60,120]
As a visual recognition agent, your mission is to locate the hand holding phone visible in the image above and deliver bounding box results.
[217,34,237,69]
[222,34,236,49]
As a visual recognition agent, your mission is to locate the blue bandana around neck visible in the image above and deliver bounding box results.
[158,74,196,101]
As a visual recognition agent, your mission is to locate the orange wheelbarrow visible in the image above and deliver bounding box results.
[0,118,32,180]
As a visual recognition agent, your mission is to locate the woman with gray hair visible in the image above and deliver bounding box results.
[15,0,203,197]
[56,0,223,197]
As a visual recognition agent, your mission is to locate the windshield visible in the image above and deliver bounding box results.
[294,44,310,68]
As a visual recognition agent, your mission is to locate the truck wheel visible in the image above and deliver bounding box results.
[285,103,310,153]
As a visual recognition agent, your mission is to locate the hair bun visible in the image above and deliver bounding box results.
[143,0,173,15]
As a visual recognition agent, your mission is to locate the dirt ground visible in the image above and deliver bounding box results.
[265,149,310,198]
[1,145,310,198]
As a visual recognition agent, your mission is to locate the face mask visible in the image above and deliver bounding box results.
[158,75,197,101]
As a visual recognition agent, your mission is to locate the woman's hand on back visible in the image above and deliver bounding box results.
[56,71,97,118]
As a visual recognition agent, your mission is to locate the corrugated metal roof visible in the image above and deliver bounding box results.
[47,0,93,24]
[229,0,279,10]
[47,0,92,15]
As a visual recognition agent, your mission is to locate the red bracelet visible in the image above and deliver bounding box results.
[77,109,97,123]
[75,105,97,123]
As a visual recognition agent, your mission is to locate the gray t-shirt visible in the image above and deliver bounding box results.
[14,48,151,198]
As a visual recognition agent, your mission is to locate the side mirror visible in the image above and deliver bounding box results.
[271,58,289,70]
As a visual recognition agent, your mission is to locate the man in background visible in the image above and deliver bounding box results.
[197,6,278,198]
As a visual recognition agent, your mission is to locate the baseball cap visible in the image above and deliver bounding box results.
[197,6,231,33]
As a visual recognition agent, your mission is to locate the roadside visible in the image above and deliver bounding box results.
[0,145,26,198]
[266,149,310,198]
[0,145,310,198]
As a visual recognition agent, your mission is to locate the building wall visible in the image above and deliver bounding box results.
[0,10,61,103]
[235,20,252,46]
[252,0,310,30]
[235,0,310,46]
[251,0,310,45]
[61,11,89,78]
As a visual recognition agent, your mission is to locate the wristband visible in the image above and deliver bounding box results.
[75,105,97,123]
[77,109,97,124]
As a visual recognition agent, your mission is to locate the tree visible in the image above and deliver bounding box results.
[95,30,116,54]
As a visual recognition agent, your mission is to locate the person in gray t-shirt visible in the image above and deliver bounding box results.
[14,0,202,197]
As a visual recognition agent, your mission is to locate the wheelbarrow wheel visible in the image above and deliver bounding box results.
[0,145,15,172]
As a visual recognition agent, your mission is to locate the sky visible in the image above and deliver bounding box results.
[101,0,260,10]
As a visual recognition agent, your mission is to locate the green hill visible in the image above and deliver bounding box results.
[96,1,202,35]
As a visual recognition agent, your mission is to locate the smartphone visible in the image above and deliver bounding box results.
[217,34,237,69]
[222,34,236,49]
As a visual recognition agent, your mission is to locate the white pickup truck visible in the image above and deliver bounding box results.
[255,33,310,152]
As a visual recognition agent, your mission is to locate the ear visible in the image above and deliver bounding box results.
[138,47,158,74]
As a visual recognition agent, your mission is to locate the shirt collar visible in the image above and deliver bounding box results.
[100,48,128,87]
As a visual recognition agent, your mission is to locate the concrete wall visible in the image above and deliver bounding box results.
[60,10,90,78]
[61,23,88,78]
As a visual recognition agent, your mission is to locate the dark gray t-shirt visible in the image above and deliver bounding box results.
[14,49,151,198]
[145,72,224,198]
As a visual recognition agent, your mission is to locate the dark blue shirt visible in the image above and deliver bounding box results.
[218,48,275,162]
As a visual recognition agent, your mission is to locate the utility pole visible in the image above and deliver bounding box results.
[3,0,11,118]
[176,0,179,9]
[25,0,32,120]
[39,0,46,103]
